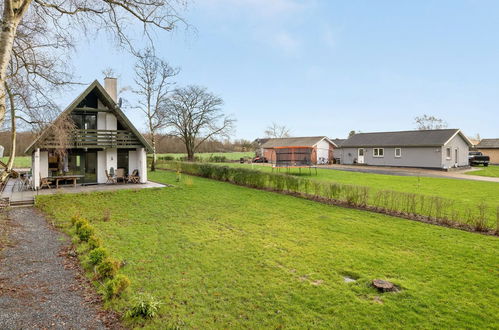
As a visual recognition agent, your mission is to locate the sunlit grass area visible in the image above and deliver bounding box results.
[37,170,499,329]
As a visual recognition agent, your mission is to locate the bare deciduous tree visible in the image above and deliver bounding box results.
[264,122,291,138]
[414,114,448,130]
[0,10,77,179]
[0,0,189,127]
[164,85,235,161]
[133,48,178,171]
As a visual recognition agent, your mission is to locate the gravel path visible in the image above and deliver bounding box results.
[0,207,115,329]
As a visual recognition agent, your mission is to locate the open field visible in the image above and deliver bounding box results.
[155,152,254,161]
[37,171,499,328]
[468,165,499,178]
[0,156,31,168]
[198,162,499,225]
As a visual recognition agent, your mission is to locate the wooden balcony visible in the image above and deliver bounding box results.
[40,129,143,149]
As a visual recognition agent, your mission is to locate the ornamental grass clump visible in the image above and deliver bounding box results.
[125,294,162,319]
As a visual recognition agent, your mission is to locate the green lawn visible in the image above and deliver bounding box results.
[155,152,254,161]
[208,163,499,223]
[0,156,31,168]
[37,171,499,329]
[468,165,499,178]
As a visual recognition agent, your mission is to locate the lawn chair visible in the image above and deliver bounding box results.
[127,169,140,184]
[105,169,117,184]
[116,168,126,183]
[40,175,52,189]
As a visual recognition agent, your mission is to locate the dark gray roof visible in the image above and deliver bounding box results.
[261,136,335,148]
[477,139,499,149]
[332,138,346,147]
[341,129,471,148]
[25,80,153,154]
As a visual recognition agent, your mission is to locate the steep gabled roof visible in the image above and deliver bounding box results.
[26,80,153,153]
[261,136,337,148]
[477,138,499,149]
[341,129,472,148]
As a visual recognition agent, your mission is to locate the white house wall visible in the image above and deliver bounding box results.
[39,151,49,178]
[316,139,331,163]
[32,149,40,189]
[106,113,117,130]
[340,147,443,168]
[97,151,107,183]
[137,148,147,183]
[441,134,470,168]
[128,150,138,174]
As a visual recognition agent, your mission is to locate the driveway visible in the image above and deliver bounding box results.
[0,208,119,329]
[321,164,499,183]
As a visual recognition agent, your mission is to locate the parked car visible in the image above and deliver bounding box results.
[468,151,490,166]
[252,156,268,163]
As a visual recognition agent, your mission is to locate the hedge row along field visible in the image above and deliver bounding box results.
[162,161,499,235]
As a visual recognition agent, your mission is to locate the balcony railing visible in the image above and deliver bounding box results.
[41,129,142,149]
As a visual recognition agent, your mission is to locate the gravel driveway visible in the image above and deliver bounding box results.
[0,207,118,329]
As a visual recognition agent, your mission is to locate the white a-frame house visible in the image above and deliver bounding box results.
[26,78,152,189]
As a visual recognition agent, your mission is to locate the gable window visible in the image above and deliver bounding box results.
[373,148,384,157]
[395,148,402,158]
[446,147,451,159]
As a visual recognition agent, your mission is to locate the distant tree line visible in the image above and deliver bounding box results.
[0,131,254,157]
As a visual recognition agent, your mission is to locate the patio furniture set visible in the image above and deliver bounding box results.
[105,168,140,184]
[15,168,141,191]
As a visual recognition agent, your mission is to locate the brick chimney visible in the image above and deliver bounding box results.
[104,77,117,102]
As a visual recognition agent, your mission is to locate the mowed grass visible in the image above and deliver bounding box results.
[155,151,254,161]
[468,165,499,178]
[0,156,31,168]
[214,163,499,222]
[37,171,499,329]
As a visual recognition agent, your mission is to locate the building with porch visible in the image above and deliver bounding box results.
[26,78,152,189]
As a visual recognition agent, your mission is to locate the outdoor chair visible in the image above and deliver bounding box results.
[127,169,140,184]
[40,175,52,189]
[116,168,126,183]
[105,169,117,184]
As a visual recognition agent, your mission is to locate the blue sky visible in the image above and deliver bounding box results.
[70,0,499,140]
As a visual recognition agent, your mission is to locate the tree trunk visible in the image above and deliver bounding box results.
[5,83,16,171]
[150,134,156,171]
[186,142,195,161]
[0,11,21,127]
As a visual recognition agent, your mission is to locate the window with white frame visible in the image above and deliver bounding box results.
[373,148,384,157]
[446,147,451,159]
[395,148,402,158]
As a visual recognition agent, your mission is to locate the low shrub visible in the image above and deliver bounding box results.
[96,257,119,279]
[87,235,102,250]
[77,223,94,242]
[71,214,82,226]
[125,294,162,319]
[163,161,496,233]
[104,274,131,299]
[74,218,89,231]
[88,247,108,266]
[209,155,228,163]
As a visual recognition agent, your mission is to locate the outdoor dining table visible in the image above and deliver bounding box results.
[50,175,85,188]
